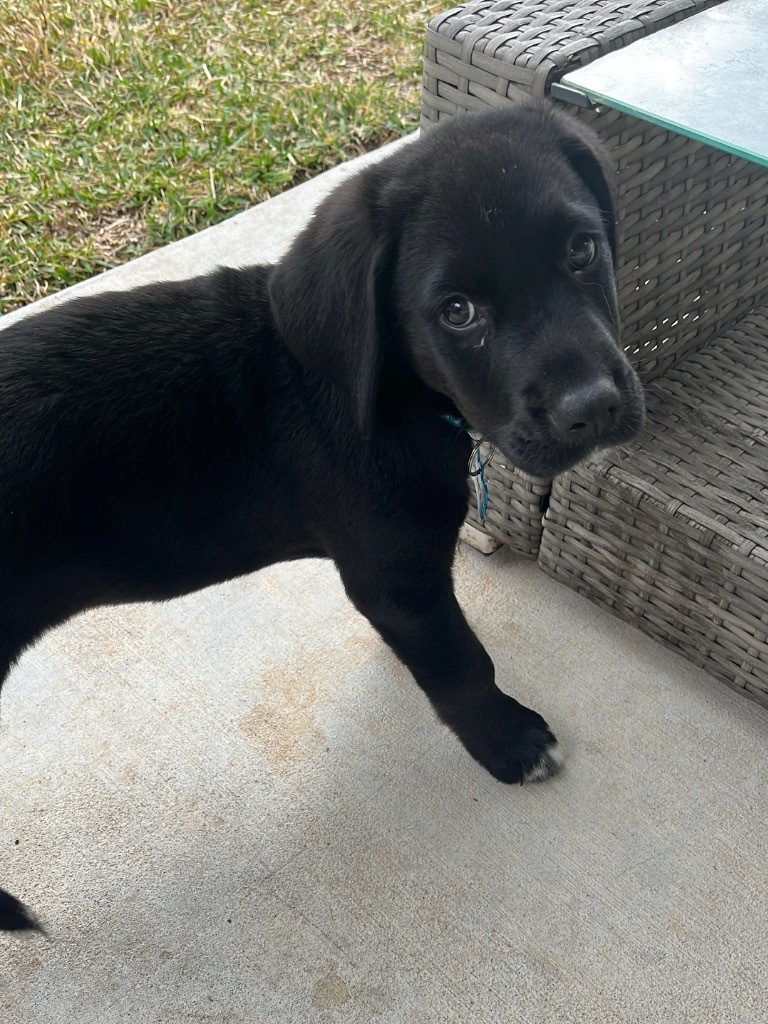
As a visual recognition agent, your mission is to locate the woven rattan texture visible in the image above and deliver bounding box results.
[422,0,725,115]
[578,106,768,380]
[539,308,768,706]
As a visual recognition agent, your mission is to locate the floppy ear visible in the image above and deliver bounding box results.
[268,169,392,439]
[557,115,618,264]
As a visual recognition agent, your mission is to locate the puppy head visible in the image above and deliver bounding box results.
[270,101,644,474]
[389,103,644,476]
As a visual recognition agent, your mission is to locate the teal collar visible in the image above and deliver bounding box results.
[439,413,494,524]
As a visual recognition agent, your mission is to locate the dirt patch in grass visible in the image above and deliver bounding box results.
[46,207,150,263]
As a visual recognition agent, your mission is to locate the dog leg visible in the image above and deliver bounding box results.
[339,564,562,784]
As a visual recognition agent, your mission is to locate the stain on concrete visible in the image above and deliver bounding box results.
[239,667,327,771]
[312,973,351,1010]
[238,637,371,774]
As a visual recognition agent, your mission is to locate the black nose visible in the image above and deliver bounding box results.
[549,378,621,442]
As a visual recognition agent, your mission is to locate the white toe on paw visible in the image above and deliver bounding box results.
[523,742,564,784]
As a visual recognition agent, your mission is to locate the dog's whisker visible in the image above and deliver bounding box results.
[581,279,618,332]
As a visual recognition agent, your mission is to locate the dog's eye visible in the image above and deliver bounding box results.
[568,234,598,271]
[440,296,477,331]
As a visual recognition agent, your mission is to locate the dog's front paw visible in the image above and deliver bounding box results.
[521,738,564,784]
[457,694,562,785]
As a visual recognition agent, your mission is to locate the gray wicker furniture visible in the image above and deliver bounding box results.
[539,309,768,704]
[422,0,768,707]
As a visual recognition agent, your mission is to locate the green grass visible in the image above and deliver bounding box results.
[0,0,443,312]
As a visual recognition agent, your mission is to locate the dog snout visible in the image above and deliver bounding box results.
[548,377,621,442]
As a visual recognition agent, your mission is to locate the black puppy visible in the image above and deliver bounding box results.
[0,102,644,930]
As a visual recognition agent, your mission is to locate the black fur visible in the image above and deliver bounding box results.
[0,890,43,933]
[0,102,644,930]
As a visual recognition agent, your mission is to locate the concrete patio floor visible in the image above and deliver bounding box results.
[1,140,767,1023]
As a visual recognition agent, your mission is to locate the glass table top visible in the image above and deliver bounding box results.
[556,0,768,168]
